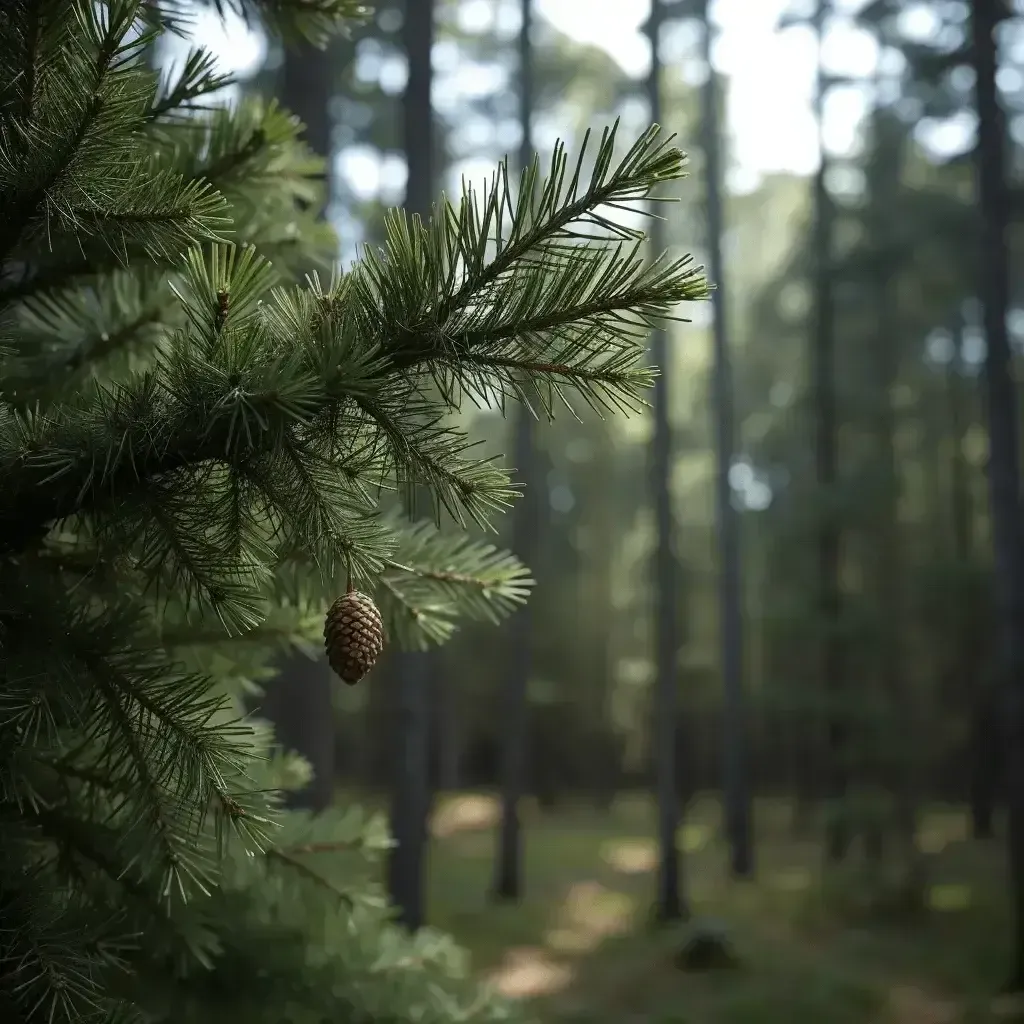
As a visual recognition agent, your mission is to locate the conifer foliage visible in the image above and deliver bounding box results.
[0,1,709,1020]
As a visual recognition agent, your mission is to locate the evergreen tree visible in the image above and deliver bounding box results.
[0,0,709,1020]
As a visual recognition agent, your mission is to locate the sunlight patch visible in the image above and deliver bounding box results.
[886,984,958,1024]
[769,867,813,892]
[431,795,500,837]
[542,881,636,955]
[448,833,493,858]
[991,992,1024,1017]
[917,812,968,855]
[601,839,658,875]
[487,947,574,999]
[561,881,635,932]
[544,927,599,954]
[927,884,972,912]
[680,823,711,853]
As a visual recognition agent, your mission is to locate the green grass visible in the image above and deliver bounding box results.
[414,793,1013,1023]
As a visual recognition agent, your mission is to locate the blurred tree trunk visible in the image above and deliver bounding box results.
[433,671,461,792]
[970,0,1024,988]
[867,102,915,858]
[646,0,686,925]
[969,681,999,840]
[700,0,752,879]
[589,422,619,813]
[812,0,848,864]
[361,653,397,789]
[492,0,537,904]
[387,0,436,931]
[948,314,997,840]
[261,39,337,814]
[790,613,820,835]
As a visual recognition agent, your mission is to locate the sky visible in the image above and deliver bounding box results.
[537,0,878,191]
[179,0,942,197]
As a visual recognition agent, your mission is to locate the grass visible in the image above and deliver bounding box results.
[411,793,1014,1023]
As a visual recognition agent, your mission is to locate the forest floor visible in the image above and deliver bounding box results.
[415,793,1015,1024]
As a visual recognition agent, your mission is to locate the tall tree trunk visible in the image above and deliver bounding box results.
[791,669,820,835]
[868,114,915,855]
[261,41,337,814]
[812,0,847,864]
[948,314,996,839]
[434,672,461,792]
[387,0,436,931]
[646,0,686,924]
[970,692,999,839]
[361,652,397,789]
[492,0,537,904]
[970,0,1024,989]
[588,422,618,812]
[700,0,752,879]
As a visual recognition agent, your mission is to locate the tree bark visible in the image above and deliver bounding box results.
[700,0,752,879]
[646,0,686,925]
[868,104,916,853]
[812,0,848,865]
[492,0,538,904]
[948,316,997,840]
[386,0,437,932]
[261,39,338,814]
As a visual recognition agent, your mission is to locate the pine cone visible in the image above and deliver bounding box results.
[324,590,385,685]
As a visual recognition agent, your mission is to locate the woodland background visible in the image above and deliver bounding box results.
[153,0,1024,1020]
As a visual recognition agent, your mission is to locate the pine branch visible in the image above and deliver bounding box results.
[200,0,370,43]
[0,1,230,272]
[279,839,362,855]
[146,49,233,125]
[0,864,138,1024]
[264,847,355,906]
[1,97,330,311]
[2,564,275,887]
[372,516,532,650]
[349,121,709,412]
[153,516,532,656]
[158,616,321,653]
[0,119,706,572]
[145,0,370,44]
[2,269,178,405]
[351,386,519,528]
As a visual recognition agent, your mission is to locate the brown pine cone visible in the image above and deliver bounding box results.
[324,590,385,685]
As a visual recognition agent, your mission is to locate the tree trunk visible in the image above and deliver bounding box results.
[970,0,1024,990]
[791,679,819,836]
[970,697,998,840]
[646,0,686,925]
[360,652,397,789]
[868,104,915,854]
[812,0,848,865]
[492,0,538,904]
[949,315,997,840]
[589,426,619,812]
[433,672,461,793]
[700,0,752,879]
[386,0,436,932]
[261,40,337,814]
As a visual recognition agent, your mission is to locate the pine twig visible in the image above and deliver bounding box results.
[264,845,356,905]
